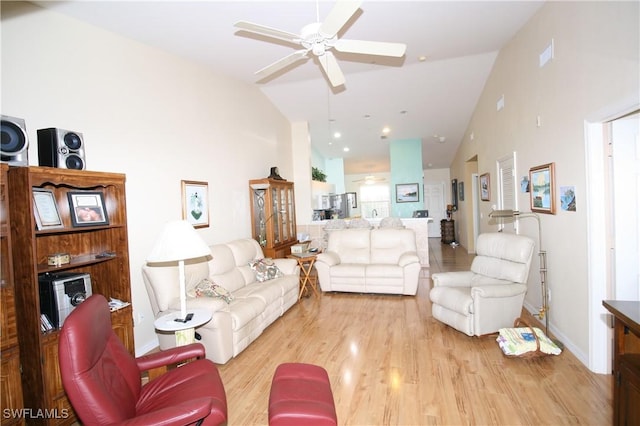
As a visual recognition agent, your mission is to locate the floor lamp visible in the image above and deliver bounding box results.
[488,210,551,336]
[147,220,211,322]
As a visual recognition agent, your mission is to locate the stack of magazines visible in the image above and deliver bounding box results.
[497,326,562,356]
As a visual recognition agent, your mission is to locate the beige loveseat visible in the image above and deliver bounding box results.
[142,238,299,364]
[315,228,421,295]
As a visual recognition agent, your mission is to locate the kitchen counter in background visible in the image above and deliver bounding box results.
[297,217,433,267]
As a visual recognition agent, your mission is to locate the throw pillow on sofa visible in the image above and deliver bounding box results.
[249,258,283,282]
[187,278,234,303]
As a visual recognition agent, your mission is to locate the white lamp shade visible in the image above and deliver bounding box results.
[147,220,211,263]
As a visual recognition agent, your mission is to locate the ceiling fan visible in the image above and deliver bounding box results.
[353,175,387,184]
[234,0,407,87]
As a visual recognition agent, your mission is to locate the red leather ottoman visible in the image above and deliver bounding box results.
[269,363,337,426]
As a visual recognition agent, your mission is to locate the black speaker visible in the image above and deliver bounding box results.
[37,128,85,170]
[1,115,29,166]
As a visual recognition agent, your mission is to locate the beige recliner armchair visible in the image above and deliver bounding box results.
[429,232,535,336]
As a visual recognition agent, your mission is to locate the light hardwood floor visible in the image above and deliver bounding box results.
[217,238,612,425]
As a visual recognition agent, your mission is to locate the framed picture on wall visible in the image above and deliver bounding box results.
[480,173,491,201]
[459,181,465,201]
[451,179,458,211]
[182,180,209,228]
[347,192,357,208]
[529,162,556,214]
[396,183,419,203]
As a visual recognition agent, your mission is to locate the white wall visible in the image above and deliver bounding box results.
[449,1,639,367]
[1,2,294,355]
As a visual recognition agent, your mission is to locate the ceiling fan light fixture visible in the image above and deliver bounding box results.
[235,0,406,88]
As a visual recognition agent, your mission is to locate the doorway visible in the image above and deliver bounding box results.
[424,183,446,238]
[586,107,639,374]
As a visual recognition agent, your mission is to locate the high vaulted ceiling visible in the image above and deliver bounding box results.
[33,1,544,174]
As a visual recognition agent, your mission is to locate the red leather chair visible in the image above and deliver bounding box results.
[58,294,227,425]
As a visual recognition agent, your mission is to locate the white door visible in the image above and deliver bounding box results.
[424,183,446,237]
[611,113,640,299]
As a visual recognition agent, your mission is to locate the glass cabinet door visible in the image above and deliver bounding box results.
[249,178,297,257]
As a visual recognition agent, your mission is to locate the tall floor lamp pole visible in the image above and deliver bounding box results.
[488,210,549,335]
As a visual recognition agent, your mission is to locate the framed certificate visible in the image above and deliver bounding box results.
[32,188,64,230]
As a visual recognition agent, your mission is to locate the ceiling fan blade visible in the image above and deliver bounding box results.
[234,21,301,44]
[255,49,309,80]
[334,39,407,57]
[319,0,363,38]
[318,51,346,87]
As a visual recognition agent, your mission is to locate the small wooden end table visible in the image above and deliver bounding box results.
[288,253,320,300]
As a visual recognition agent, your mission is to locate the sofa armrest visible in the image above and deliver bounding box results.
[316,251,340,266]
[272,258,299,275]
[431,271,476,288]
[136,343,206,371]
[398,251,420,267]
[471,283,527,298]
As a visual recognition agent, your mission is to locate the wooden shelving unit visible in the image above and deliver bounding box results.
[249,178,297,258]
[7,166,134,425]
[1,163,25,426]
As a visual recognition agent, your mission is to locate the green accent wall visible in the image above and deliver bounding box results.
[390,139,423,217]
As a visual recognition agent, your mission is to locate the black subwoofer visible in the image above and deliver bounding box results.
[38,128,85,170]
[1,115,29,166]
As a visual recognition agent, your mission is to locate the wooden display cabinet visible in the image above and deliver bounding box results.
[7,166,134,425]
[1,163,25,426]
[249,178,297,258]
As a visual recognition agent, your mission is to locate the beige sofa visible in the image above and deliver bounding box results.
[142,238,299,364]
[315,228,421,295]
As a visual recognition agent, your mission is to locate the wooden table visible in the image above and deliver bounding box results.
[602,300,640,425]
[288,253,319,300]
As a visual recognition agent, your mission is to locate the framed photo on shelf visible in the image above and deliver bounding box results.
[480,173,491,201]
[68,191,109,227]
[182,180,209,228]
[529,162,556,214]
[396,183,419,203]
[32,188,64,230]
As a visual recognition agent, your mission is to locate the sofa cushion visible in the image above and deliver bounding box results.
[226,297,266,331]
[430,286,473,315]
[227,239,263,266]
[208,243,247,293]
[471,232,535,283]
[327,228,371,264]
[249,259,284,282]
[370,229,417,264]
[234,281,283,305]
[142,261,209,312]
[187,278,234,303]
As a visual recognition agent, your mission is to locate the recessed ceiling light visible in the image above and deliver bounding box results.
[363,114,371,119]
[400,110,408,115]
[333,132,341,139]
[418,55,427,62]
[343,147,350,152]
[382,126,391,134]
